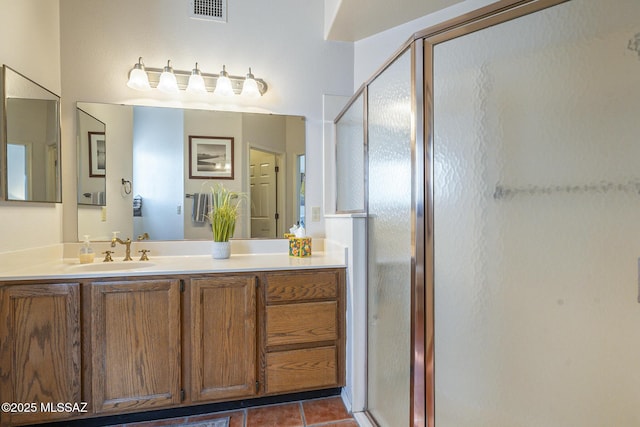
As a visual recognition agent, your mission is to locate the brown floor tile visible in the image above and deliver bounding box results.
[246,402,304,427]
[302,397,352,425]
[188,410,244,427]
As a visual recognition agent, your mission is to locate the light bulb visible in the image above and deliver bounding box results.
[126,57,151,91]
[157,60,179,94]
[187,63,207,94]
[214,65,234,96]
[241,67,261,98]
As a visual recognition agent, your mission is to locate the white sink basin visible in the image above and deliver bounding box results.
[66,261,156,273]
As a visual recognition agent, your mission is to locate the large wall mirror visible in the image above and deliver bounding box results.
[1,65,61,203]
[76,102,305,241]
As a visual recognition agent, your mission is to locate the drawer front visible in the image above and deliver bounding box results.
[266,301,337,346]
[266,271,337,303]
[265,346,338,394]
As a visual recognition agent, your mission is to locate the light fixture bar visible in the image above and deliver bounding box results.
[142,66,268,95]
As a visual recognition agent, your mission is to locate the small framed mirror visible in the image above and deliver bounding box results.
[1,65,61,203]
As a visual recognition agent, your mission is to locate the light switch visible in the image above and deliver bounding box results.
[177,205,182,215]
[311,206,321,222]
[101,206,107,222]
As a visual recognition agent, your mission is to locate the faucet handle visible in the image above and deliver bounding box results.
[102,250,114,262]
[138,249,151,261]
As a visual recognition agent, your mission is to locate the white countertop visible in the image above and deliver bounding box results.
[0,251,346,281]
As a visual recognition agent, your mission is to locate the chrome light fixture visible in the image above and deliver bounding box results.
[126,57,151,91]
[126,58,268,96]
[213,65,234,97]
[241,67,261,98]
[157,60,179,94]
[186,62,207,94]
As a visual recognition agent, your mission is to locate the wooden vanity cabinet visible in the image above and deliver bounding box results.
[87,278,181,414]
[261,269,346,395]
[0,267,345,425]
[184,274,258,403]
[0,283,81,426]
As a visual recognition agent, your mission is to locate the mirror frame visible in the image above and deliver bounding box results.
[1,65,62,203]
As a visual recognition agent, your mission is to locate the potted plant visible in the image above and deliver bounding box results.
[208,184,244,259]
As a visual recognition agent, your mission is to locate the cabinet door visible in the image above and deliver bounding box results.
[90,279,181,413]
[0,283,81,426]
[187,275,257,402]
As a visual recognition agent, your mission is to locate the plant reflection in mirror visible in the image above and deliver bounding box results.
[207,184,246,242]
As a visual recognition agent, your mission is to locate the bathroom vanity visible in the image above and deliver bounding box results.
[0,253,345,426]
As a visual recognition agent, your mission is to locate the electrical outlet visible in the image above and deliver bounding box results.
[311,206,321,222]
[101,206,107,222]
[177,205,182,215]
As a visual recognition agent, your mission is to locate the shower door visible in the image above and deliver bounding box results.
[432,0,640,425]
[367,48,413,427]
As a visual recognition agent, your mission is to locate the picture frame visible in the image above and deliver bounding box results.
[188,136,234,180]
[88,131,106,177]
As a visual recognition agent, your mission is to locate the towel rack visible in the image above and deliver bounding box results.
[494,180,640,200]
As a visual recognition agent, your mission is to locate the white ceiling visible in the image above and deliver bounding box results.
[325,0,463,41]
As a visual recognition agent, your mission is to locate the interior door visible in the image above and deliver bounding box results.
[250,148,278,238]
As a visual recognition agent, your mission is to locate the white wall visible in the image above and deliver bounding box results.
[352,0,497,90]
[0,0,61,253]
[60,0,354,242]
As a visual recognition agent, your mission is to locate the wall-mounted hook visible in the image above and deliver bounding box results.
[121,178,132,195]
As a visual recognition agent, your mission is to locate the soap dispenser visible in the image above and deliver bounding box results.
[78,235,95,264]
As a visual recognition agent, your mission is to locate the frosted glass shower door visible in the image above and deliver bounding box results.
[367,49,412,427]
[433,0,640,425]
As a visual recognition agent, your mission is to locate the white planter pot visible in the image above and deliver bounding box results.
[211,241,231,259]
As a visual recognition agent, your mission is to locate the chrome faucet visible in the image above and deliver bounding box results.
[111,232,133,261]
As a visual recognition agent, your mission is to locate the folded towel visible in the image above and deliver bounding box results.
[91,191,105,205]
[133,194,143,217]
[192,192,211,223]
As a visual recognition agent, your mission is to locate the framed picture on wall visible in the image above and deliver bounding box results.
[188,136,234,179]
[88,131,106,177]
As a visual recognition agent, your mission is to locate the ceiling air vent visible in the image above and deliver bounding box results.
[189,0,227,23]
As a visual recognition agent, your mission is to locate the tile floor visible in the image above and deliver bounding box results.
[117,396,358,427]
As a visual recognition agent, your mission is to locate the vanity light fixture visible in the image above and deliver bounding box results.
[186,62,207,94]
[126,57,151,91]
[125,58,268,96]
[213,65,234,97]
[157,60,179,94]
[241,67,261,98]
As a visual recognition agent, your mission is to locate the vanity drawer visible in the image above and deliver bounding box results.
[265,346,338,394]
[266,301,337,346]
[265,270,338,303]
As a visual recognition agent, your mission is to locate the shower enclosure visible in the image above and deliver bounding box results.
[335,0,640,425]
[431,0,640,425]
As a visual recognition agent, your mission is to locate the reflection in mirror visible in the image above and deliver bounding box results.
[77,108,106,206]
[76,102,305,241]
[2,65,61,202]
